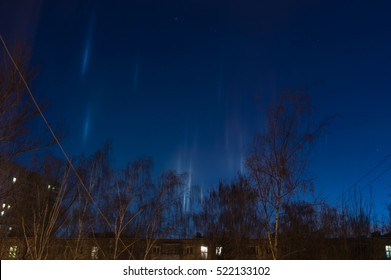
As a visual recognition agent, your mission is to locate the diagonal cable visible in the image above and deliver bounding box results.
[0,35,130,250]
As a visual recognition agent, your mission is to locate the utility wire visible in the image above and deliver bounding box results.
[341,162,391,207]
[291,152,391,209]
[289,144,391,211]
[0,35,117,237]
[336,152,391,206]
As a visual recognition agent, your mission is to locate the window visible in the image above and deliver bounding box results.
[152,246,161,255]
[9,245,17,259]
[12,177,16,183]
[200,246,208,259]
[162,245,180,255]
[247,246,260,256]
[216,246,222,256]
[386,245,391,259]
[186,247,193,255]
[91,246,99,259]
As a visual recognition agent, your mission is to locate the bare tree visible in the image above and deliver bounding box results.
[21,167,70,259]
[0,43,43,162]
[109,159,153,259]
[51,143,187,260]
[246,92,328,259]
[195,175,259,259]
[337,189,373,259]
[279,201,319,259]
[0,154,71,259]
[386,204,391,233]
[142,171,186,259]
[60,151,106,259]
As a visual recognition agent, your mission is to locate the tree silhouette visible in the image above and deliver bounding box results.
[195,176,260,259]
[0,43,41,162]
[246,92,328,259]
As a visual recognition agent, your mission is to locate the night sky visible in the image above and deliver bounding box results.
[1,0,391,217]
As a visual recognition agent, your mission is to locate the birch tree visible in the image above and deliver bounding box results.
[246,92,327,259]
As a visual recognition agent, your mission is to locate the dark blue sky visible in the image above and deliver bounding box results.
[1,0,391,216]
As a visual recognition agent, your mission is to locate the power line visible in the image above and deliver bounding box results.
[0,35,117,236]
[343,162,391,207]
[305,151,391,210]
[341,152,391,197]
[336,152,391,208]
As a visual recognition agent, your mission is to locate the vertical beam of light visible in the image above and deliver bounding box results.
[81,13,95,78]
[239,153,244,174]
[239,134,245,174]
[183,161,192,213]
[200,187,203,206]
[83,108,90,145]
[81,42,91,77]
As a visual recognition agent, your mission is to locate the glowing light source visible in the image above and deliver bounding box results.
[81,13,95,78]
[81,41,90,77]
[201,246,208,259]
[9,246,17,259]
[91,246,99,260]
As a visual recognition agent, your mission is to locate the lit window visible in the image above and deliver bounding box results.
[186,247,193,255]
[7,205,10,209]
[8,227,12,231]
[91,246,99,259]
[1,211,4,216]
[12,177,16,183]
[386,245,391,259]
[9,245,17,259]
[2,203,5,208]
[48,185,51,189]
[201,246,208,260]
[216,246,223,256]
